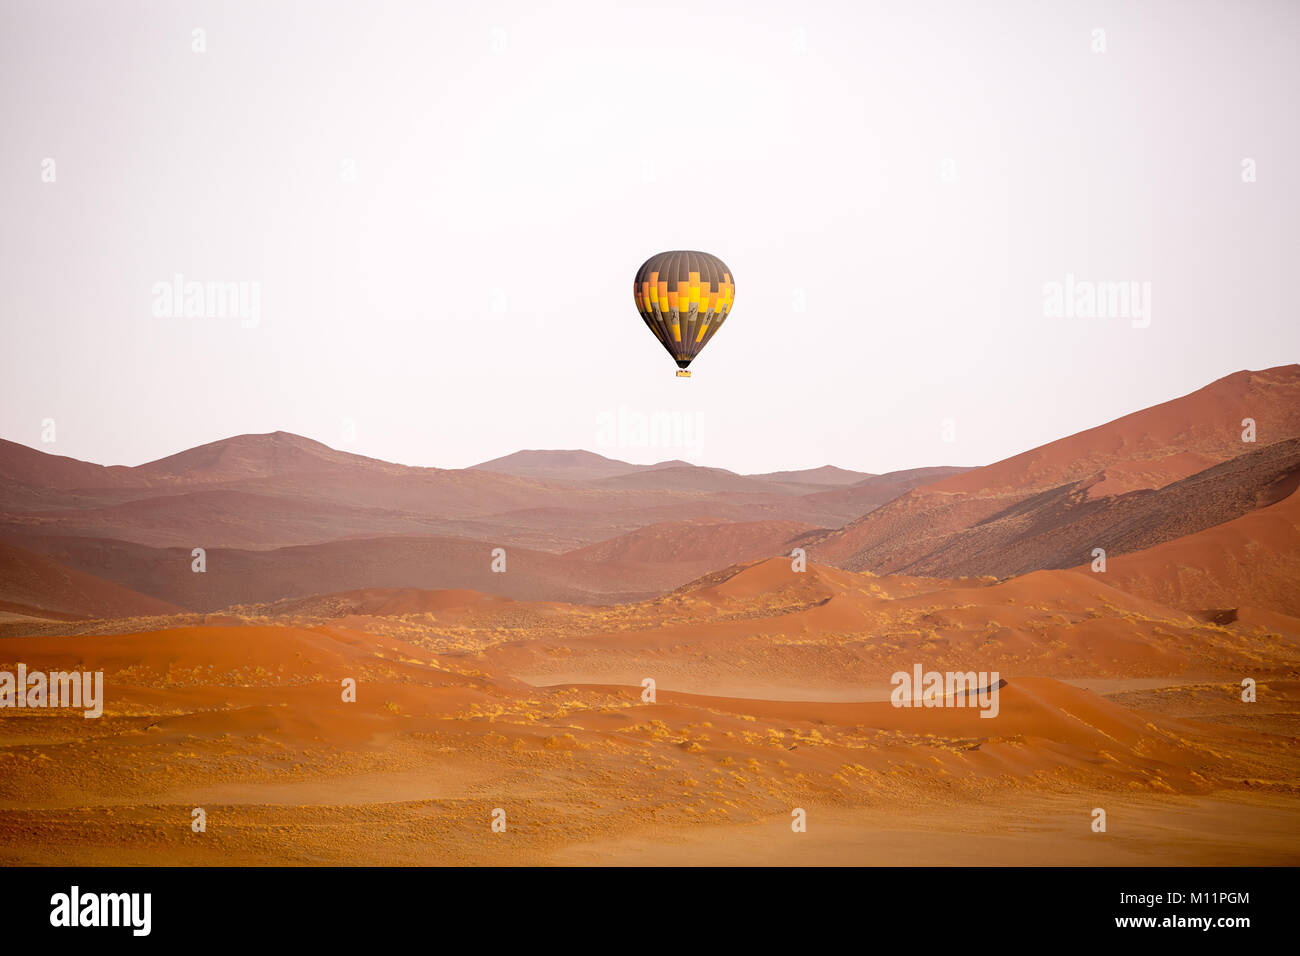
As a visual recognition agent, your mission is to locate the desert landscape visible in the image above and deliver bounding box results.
[0,365,1297,865]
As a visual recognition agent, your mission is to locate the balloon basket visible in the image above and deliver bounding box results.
[675,370,691,378]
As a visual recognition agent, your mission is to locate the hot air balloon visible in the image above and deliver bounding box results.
[633,251,735,377]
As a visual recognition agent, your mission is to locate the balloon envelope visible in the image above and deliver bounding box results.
[633,251,735,370]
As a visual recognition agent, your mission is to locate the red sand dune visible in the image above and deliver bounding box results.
[261,586,514,618]
[0,540,182,619]
[933,365,1300,496]
[0,533,647,609]
[801,466,972,514]
[464,555,1299,698]
[811,366,1300,574]
[2,524,832,611]
[4,608,1294,867]
[1098,484,1300,617]
[566,518,814,567]
[1,532,1297,866]
[837,437,1299,579]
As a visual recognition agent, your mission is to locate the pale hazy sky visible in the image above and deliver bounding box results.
[2,0,1297,475]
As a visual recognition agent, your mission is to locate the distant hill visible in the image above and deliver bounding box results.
[470,449,639,481]
[747,465,874,486]
[590,465,794,494]
[0,436,881,550]
[133,430,411,483]
[3,365,1295,612]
